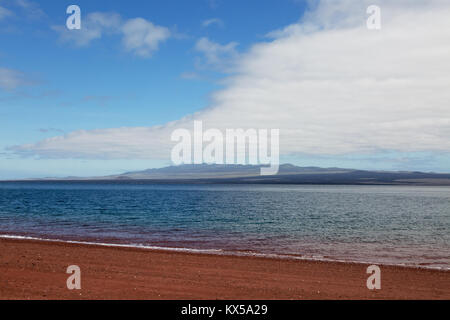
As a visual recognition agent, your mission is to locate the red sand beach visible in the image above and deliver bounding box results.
[0,238,449,300]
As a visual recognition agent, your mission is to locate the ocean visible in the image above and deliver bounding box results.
[0,182,449,269]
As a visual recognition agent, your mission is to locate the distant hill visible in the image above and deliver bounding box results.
[115,164,351,180]
[16,163,450,186]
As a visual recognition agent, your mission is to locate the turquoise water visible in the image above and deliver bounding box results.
[0,182,449,269]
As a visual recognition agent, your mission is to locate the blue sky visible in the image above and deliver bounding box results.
[1,0,450,178]
[2,0,304,131]
[0,0,307,178]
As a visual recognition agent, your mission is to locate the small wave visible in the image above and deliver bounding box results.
[0,234,223,254]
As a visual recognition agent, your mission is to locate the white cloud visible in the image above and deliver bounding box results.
[202,18,224,28]
[53,12,170,57]
[122,18,170,57]
[195,37,239,71]
[11,0,450,163]
[0,67,29,90]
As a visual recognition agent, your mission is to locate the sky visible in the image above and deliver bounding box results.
[1,0,450,179]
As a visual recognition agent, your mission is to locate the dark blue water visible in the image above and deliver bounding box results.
[0,182,449,269]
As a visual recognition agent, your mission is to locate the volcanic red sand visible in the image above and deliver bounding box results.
[0,238,448,300]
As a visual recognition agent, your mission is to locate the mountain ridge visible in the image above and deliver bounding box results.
[5,163,450,186]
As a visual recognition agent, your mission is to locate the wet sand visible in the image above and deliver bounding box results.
[0,238,448,300]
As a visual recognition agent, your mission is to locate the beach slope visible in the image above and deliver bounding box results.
[0,238,448,300]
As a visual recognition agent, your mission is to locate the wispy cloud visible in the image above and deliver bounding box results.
[83,95,114,106]
[0,67,31,90]
[180,72,201,80]
[0,0,45,22]
[0,5,13,20]
[195,37,239,71]
[38,128,65,134]
[202,18,224,28]
[206,0,220,10]
[14,0,45,19]
[52,12,122,46]
[52,12,170,58]
[0,89,59,102]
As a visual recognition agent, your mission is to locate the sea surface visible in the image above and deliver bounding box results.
[0,182,449,269]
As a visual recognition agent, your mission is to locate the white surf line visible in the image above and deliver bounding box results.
[0,234,448,271]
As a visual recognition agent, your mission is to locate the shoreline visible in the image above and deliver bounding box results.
[0,234,448,271]
[2,180,450,186]
[0,238,449,300]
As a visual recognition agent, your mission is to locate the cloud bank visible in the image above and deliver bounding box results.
[11,0,450,165]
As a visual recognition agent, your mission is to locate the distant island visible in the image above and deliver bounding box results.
[8,164,450,186]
